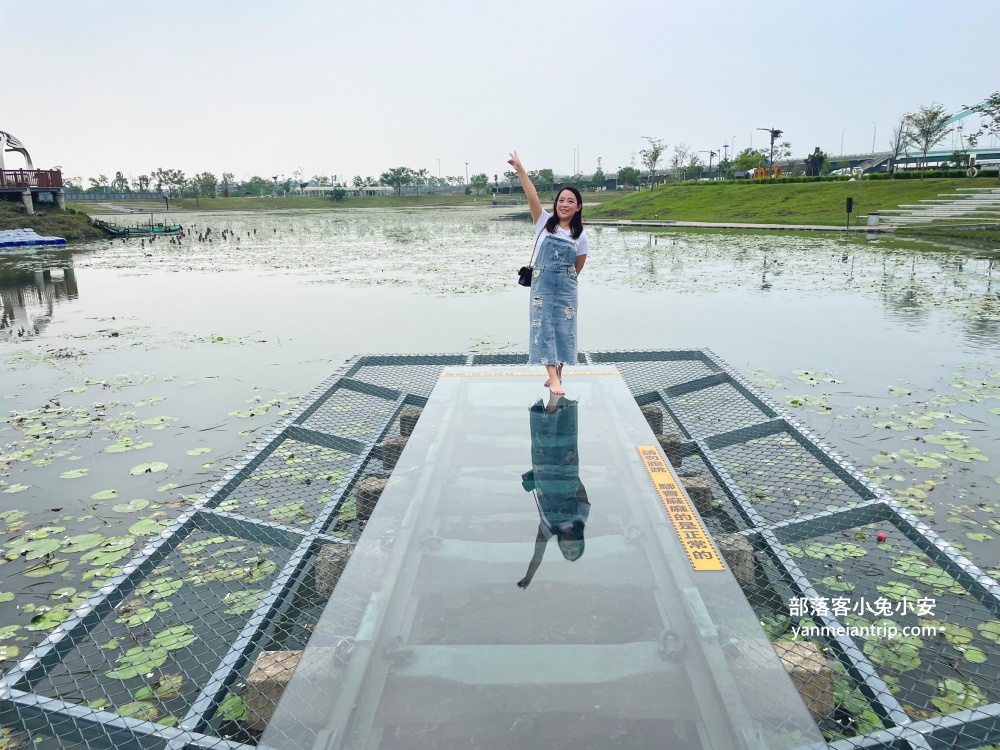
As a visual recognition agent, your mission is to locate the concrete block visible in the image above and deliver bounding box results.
[243,649,303,732]
[400,407,422,436]
[357,476,389,520]
[315,543,355,598]
[657,433,684,468]
[713,532,755,588]
[680,476,712,516]
[773,640,835,721]
[382,435,408,471]
[640,405,663,435]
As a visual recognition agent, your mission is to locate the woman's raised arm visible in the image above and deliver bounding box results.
[508,151,543,224]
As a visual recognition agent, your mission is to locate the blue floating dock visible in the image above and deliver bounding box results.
[0,228,67,251]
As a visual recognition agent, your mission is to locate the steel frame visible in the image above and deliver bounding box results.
[2,349,999,750]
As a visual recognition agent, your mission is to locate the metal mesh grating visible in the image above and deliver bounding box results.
[1,349,999,750]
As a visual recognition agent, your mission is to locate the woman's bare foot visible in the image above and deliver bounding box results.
[543,364,564,388]
[548,379,566,396]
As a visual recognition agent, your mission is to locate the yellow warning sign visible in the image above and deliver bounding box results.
[442,370,620,377]
[636,446,725,571]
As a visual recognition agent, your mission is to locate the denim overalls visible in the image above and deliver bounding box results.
[528,234,579,366]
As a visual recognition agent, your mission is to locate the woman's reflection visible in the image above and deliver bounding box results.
[518,391,589,589]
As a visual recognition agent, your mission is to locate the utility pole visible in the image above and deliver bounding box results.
[757,127,783,172]
[465,162,469,186]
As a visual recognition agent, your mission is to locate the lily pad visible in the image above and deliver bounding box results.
[876,581,921,602]
[217,693,246,721]
[81,537,136,566]
[2,484,30,494]
[112,498,150,514]
[930,678,986,714]
[0,645,19,660]
[61,534,106,553]
[90,489,118,501]
[129,518,168,536]
[116,601,172,627]
[135,577,183,600]
[134,673,183,700]
[106,645,169,679]
[129,462,169,476]
[978,621,1000,644]
[186,447,211,456]
[9,538,61,560]
[59,468,89,479]
[104,439,153,454]
[150,625,197,651]
[223,589,267,615]
[118,701,160,721]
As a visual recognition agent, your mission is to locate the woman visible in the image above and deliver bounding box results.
[508,151,589,396]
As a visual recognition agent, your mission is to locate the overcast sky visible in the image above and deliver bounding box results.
[4,0,998,184]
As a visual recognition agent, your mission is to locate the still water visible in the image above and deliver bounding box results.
[1,206,999,684]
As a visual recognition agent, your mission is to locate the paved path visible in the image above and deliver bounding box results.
[586,219,891,233]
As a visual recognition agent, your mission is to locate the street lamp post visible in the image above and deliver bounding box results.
[749,131,753,149]
[871,122,877,154]
[840,128,847,158]
[757,128,783,172]
[437,159,441,178]
[465,162,469,187]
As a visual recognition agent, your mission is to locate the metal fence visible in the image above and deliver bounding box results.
[2,350,999,750]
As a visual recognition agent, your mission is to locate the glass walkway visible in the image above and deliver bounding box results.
[261,367,822,750]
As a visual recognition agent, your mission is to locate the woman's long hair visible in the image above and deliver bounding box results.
[544,186,584,239]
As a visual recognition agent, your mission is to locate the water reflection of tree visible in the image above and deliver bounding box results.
[0,265,79,340]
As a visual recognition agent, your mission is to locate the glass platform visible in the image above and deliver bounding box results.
[261,367,824,750]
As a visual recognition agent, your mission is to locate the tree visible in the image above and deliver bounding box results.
[966,91,1000,148]
[887,117,908,175]
[906,103,952,174]
[312,175,331,185]
[192,172,218,197]
[331,186,347,201]
[669,144,691,181]
[413,168,430,194]
[639,137,667,185]
[470,173,489,194]
[136,174,151,191]
[536,168,554,191]
[88,174,110,193]
[504,170,518,191]
[591,157,605,188]
[379,167,414,196]
[242,175,271,197]
[617,165,641,189]
[685,155,704,180]
[734,148,767,172]
[352,175,364,191]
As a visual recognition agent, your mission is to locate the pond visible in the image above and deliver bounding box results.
[1,206,999,739]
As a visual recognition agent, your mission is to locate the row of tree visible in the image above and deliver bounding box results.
[66,93,999,196]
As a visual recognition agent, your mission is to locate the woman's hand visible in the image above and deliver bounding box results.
[507,151,524,173]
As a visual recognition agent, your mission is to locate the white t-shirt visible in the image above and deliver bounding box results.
[531,209,589,265]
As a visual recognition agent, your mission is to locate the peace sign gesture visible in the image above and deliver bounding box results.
[507,151,524,172]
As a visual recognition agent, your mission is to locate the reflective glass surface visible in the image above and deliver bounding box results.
[261,367,823,750]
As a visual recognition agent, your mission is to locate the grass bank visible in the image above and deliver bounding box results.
[585,178,999,226]
[0,201,104,240]
[69,190,626,214]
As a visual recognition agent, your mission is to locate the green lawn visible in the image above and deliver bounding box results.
[585,178,1000,226]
